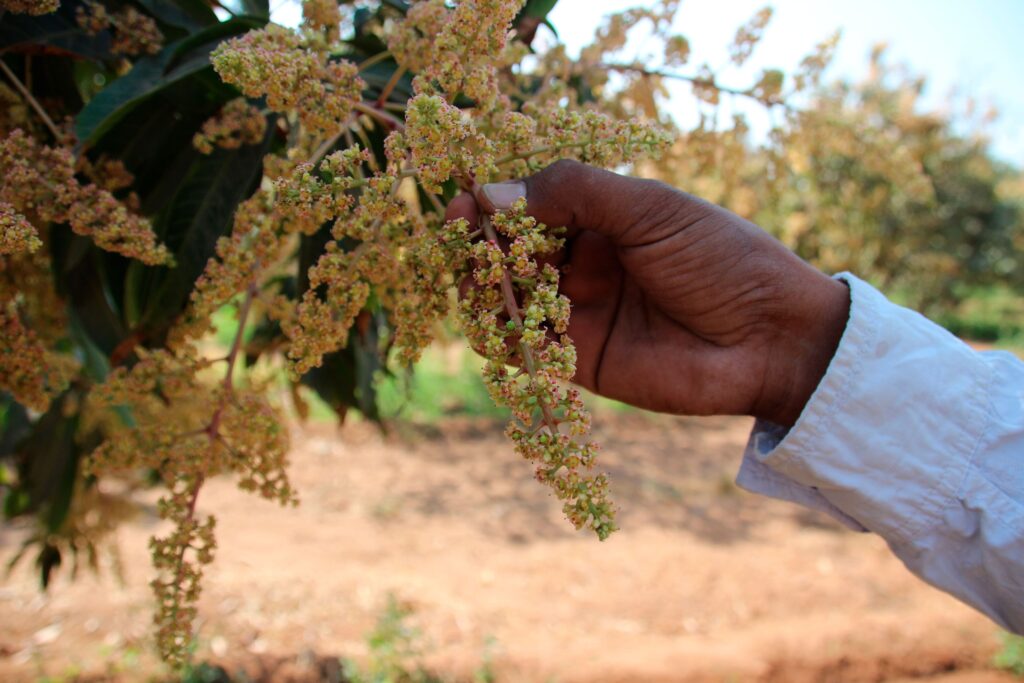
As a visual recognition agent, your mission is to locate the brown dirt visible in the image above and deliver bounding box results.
[0,412,1017,682]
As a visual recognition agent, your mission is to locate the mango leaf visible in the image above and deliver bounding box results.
[521,0,558,19]
[0,396,31,457]
[0,1,112,59]
[300,327,385,423]
[296,221,388,422]
[515,0,559,44]
[240,0,270,19]
[49,232,128,356]
[68,312,111,382]
[359,59,414,104]
[136,120,277,330]
[20,394,80,533]
[75,16,264,144]
[381,0,410,14]
[138,0,218,33]
[88,73,237,209]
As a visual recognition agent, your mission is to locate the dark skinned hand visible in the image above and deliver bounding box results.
[445,159,850,427]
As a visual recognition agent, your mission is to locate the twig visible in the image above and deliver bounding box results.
[376,66,407,107]
[221,286,256,393]
[350,119,380,173]
[358,50,392,72]
[495,140,591,166]
[170,474,205,592]
[601,61,791,109]
[477,211,560,432]
[0,60,62,140]
[353,101,405,132]
[311,128,345,166]
[424,190,445,215]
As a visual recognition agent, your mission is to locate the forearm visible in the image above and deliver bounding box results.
[738,273,1024,633]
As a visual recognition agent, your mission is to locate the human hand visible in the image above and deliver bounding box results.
[446,159,850,427]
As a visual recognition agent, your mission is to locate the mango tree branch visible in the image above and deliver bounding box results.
[600,61,791,109]
[0,59,61,140]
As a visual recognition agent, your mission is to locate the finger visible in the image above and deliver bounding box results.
[445,191,479,227]
[476,159,715,248]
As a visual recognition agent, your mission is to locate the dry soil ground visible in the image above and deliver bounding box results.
[0,411,1018,682]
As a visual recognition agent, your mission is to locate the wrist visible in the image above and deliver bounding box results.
[758,274,850,427]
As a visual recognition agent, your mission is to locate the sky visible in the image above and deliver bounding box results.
[543,0,1024,163]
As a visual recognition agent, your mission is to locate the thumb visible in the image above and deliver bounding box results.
[476,159,710,247]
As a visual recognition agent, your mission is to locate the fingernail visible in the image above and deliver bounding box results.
[481,181,526,211]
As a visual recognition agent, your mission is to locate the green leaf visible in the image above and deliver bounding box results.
[1,392,83,583]
[359,59,414,104]
[381,0,410,14]
[74,49,177,145]
[68,312,111,382]
[297,226,386,423]
[521,0,559,19]
[50,234,127,356]
[135,118,277,330]
[75,16,265,144]
[21,395,81,534]
[240,0,270,19]
[2,489,30,520]
[138,0,218,33]
[0,2,112,60]
[0,396,31,457]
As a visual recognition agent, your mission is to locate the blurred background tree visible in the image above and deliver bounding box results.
[645,45,1023,320]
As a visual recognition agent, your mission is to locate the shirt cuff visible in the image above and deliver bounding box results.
[736,272,992,543]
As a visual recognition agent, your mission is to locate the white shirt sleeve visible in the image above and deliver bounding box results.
[737,272,1024,634]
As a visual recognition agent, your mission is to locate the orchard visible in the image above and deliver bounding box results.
[1,0,1021,678]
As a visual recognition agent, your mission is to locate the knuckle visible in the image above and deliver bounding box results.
[626,179,690,238]
[548,157,583,176]
[526,159,585,217]
[537,158,584,190]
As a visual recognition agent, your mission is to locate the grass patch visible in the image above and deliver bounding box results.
[376,345,508,422]
[938,286,1024,353]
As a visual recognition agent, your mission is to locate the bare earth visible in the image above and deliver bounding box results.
[0,411,1017,682]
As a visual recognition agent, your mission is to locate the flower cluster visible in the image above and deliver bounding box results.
[270,0,671,540]
[515,108,673,172]
[0,84,31,137]
[0,301,78,411]
[87,342,295,665]
[301,0,342,44]
[211,25,364,136]
[1,130,169,411]
[403,94,497,192]
[459,199,615,538]
[729,7,773,67]
[0,0,58,15]
[0,202,40,255]
[389,214,470,364]
[286,169,405,375]
[0,217,66,348]
[192,98,267,154]
[76,1,164,56]
[274,147,367,234]
[0,130,172,265]
[169,191,281,346]
[387,0,522,106]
